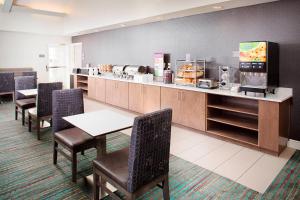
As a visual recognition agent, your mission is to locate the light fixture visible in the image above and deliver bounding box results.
[213,6,223,9]
[120,24,126,27]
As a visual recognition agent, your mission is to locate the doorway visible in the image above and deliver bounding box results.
[47,43,82,88]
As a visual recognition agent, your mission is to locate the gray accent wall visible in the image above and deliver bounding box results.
[73,0,300,141]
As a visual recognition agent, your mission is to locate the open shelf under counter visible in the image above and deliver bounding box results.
[207,105,259,131]
[77,80,88,84]
[206,121,258,147]
[78,86,88,91]
[207,103,258,116]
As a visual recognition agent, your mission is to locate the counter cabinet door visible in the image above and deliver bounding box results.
[95,78,106,102]
[129,83,143,113]
[88,77,97,99]
[143,85,161,114]
[105,79,117,106]
[180,90,206,131]
[116,81,129,109]
[160,87,181,124]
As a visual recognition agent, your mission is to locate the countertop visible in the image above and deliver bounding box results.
[73,73,293,103]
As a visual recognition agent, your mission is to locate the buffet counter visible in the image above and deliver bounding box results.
[73,73,293,155]
[75,73,292,103]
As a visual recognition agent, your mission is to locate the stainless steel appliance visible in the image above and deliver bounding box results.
[112,65,126,78]
[197,79,218,89]
[239,41,279,97]
[219,66,232,90]
[123,65,147,79]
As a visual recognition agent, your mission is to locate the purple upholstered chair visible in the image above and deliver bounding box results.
[15,76,36,125]
[0,72,15,102]
[28,82,63,140]
[52,88,95,182]
[93,108,172,200]
[22,71,37,88]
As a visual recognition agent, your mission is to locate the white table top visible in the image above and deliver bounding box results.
[17,89,37,96]
[63,109,134,137]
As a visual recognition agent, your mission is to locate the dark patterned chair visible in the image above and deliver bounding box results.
[22,71,37,88]
[0,72,15,102]
[93,108,172,200]
[15,76,36,125]
[28,82,63,140]
[52,88,95,182]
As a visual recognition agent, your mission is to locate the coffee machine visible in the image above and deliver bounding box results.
[239,41,279,97]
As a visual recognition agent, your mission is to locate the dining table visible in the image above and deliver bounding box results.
[17,88,38,97]
[63,109,134,196]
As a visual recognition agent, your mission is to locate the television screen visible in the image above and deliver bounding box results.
[239,42,267,62]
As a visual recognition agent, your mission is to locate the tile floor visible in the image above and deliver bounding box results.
[84,98,296,194]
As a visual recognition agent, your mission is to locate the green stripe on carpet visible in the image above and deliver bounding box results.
[0,102,299,199]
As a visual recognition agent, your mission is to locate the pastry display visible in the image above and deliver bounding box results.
[175,60,206,87]
[98,64,113,73]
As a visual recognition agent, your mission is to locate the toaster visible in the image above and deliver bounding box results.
[197,79,218,89]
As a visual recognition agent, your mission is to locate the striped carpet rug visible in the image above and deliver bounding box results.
[0,102,299,199]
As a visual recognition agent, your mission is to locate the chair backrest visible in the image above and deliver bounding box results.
[52,88,84,133]
[0,72,14,93]
[15,76,35,100]
[37,82,63,118]
[22,71,37,88]
[127,108,172,193]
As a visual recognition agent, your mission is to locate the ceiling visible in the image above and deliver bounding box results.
[14,0,70,13]
[0,0,280,36]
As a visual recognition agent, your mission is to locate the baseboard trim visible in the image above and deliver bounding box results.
[287,139,300,150]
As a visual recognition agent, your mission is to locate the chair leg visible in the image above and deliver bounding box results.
[53,141,58,165]
[71,151,77,183]
[28,114,32,132]
[93,172,100,200]
[37,118,41,140]
[126,194,136,200]
[50,118,52,127]
[81,150,84,155]
[15,106,18,120]
[22,109,25,126]
[41,120,44,128]
[162,176,170,200]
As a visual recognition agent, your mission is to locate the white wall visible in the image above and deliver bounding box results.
[0,31,71,82]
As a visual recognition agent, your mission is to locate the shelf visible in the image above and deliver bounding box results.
[77,80,88,84]
[78,86,88,91]
[207,114,258,131]
[207,103,258,116]
[206,126,258,147]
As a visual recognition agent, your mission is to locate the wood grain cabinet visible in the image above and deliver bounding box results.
[143,85,161,113]
[181,90,206,131]
[258,99,290,153]
[88,77,97,99]
[95,78,106,102]
[161,87,182,124]
[128,83,161,114]
[105,79,129,109]
[129,83,143,113]
[161,87,206,131]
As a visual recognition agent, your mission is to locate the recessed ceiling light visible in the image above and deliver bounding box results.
[213,6,223,9]
[120,24,126,27]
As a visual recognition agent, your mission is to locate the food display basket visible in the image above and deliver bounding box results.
[175,59,206,87]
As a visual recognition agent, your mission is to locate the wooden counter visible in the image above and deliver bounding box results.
[73,74,292,155]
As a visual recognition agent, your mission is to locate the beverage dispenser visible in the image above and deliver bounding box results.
[239,41,279,97]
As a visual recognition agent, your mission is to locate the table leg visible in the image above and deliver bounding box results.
[96,135,106,159]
